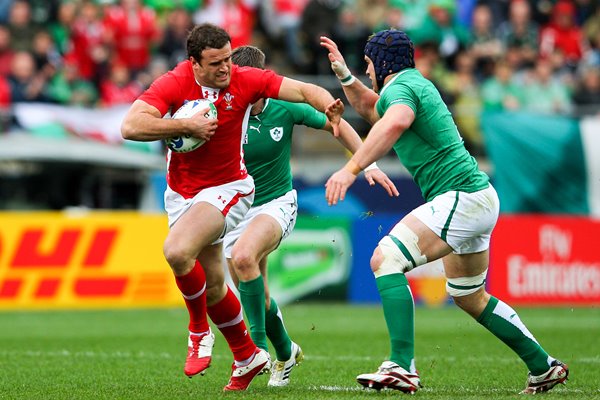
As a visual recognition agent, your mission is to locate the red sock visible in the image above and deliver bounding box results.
[207,286,256,361]
[174,261,209,333]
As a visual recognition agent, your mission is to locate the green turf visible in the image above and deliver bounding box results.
[0,304,598,399]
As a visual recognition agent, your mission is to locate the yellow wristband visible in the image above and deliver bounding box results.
[344,159,362,176]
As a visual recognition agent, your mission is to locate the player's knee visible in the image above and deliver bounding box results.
[446,270,488,315]
[163,241,194,275]
[452,288,490,318]
[370,247,384,274]
[372,224,427,278]
[230,247,258,276]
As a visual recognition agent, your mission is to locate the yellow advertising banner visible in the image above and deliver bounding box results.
[0,211,183,309]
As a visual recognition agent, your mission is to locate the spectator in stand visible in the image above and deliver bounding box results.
[332,5,371,74]
[476,0,511,30]
[0,25,14,76]
[7,51,49,103]
[572,66,600,115]
[0,0,13,24]
[300,0,343,74]
[7,0,40,52]
[583,5,600,45]
[481,59,522,111]
[194,0,258,49]
[408,0,471,63]
[414,41,453,102]
[99,61,143,106]
[0,73,10,107]
[441,50,484,156]
[582,6,600,67]
[29,0,60,25]
[375,3,404,32]
[136,56,169,90]
[521,58,573,114]
[103,0,161,77]
[31,31,62,79]
[157,6,194,68]
[259,0,308,70]
[539,0,586,68]
[45,56,98,106]
[48,0,77,56]
[497,0,539,70]
[67,1,110,84]
[469,3,503,79]
[388,0,430,33]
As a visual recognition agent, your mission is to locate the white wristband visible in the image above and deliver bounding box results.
[331,60,356,86]
[364,162,378,172]
[340,75,356,86]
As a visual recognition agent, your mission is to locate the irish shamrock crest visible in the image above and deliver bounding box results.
[270,127,283,142]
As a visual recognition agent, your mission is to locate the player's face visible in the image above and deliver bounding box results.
[365,56,379,92]
[192,43,233,89]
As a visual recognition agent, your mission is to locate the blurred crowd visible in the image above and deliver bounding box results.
[0,0,599,155]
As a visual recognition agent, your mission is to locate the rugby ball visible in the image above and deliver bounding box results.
[166,99,218,153]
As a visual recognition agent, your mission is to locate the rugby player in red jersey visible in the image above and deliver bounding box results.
[121,23,344,391]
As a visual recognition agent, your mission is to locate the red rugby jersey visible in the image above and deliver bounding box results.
[138,61,284,198]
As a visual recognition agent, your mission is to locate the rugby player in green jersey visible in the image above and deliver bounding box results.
[223,45,398,387]
[320,30,568,395]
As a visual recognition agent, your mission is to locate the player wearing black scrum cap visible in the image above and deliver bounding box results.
[320,30,569,395]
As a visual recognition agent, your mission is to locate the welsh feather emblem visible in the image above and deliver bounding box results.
[224,92,234,110]
[270,127,283,142]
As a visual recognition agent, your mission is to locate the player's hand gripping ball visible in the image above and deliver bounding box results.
[166,99,218,153]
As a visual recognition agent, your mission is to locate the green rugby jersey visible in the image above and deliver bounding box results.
[244,98,327,206]
[376,68,489,201]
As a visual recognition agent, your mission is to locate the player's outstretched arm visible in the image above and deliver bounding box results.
[320,36,380,125]
[121,100,218,142]
[323,99,398,198]
[277,77,342,136]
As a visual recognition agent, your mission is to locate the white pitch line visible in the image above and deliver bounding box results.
[2,351,599,366]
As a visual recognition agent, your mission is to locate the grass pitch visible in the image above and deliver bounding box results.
[0,304,598,399]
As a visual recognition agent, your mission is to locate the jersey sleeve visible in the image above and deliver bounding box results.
[376,82,418,118]
[284,101,327,129]
[138,71,183,116]
[241,67,284,105]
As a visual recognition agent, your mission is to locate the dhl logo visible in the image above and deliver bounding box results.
[0,213,179,308]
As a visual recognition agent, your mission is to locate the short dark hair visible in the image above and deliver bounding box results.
[186,23,231,60]
[231,45,266,69]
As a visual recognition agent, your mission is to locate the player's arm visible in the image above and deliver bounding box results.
[324,103,413,205]
[121,99,217,142]
[348,104,414,170]
[320,36,380,124]
[277,77,342,136]
[313,100,398,196]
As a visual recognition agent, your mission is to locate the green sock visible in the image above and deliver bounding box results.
[376,273,415,372]
[238,276,268,351]
[477,296,551,375]
[265,297,292,361]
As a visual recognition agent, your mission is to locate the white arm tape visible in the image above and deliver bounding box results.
[364,162,378,172]
[331,60,356,86]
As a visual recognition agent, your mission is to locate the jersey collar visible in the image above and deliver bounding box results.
[379,69,411,96]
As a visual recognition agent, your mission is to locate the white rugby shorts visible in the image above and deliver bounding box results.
[164,175,255,244]
[410,184,500,254]
[223,189,298,258]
